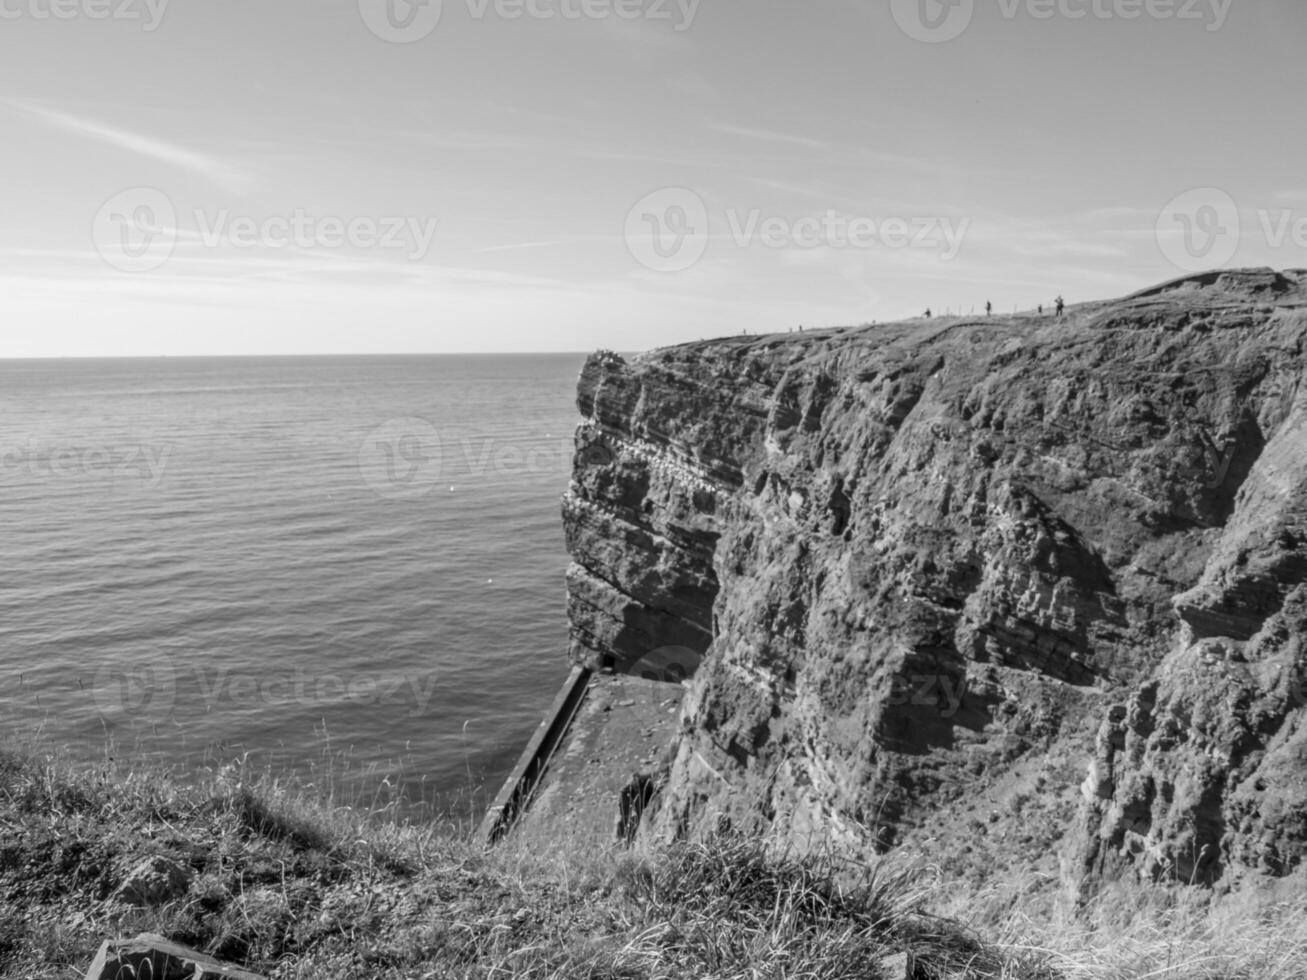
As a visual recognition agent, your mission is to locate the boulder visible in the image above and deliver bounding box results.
[111,854,192,907]
[84,933,266,980]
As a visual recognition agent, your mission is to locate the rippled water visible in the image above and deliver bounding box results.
[0,354,584,819]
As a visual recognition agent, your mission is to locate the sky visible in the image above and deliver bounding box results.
[0,0,1304,356]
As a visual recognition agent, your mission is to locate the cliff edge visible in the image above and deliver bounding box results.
[562,268,1307,897]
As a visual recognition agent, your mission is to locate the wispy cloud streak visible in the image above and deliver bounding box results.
[4,100,251,193]
[712,123,830,150]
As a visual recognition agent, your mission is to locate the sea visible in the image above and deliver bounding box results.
[0,354,586,824]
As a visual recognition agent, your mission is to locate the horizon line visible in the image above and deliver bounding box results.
[0,351,610,361]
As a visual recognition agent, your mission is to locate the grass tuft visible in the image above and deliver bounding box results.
[1,743,1305,979]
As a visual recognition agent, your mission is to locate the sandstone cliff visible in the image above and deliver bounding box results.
[562,268,1307,895]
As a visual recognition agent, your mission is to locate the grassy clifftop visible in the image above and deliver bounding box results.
[1,745,1304,979]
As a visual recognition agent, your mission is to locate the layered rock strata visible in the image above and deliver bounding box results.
[562,269,1307,891]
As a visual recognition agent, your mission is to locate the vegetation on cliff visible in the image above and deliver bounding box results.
[2,745,1306,979]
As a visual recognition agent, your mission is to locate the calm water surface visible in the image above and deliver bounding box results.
[0,354,585,819]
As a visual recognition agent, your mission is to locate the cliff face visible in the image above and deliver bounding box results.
[562,269,1307,892]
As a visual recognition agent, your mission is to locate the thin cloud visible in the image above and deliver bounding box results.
[595,13,696,56]
[466,240,575,254]
[413,130,690,166]
[743,175,970,215]
[716,123,972,179]
[1074,205,1154,222]
[713,123,830,150]
[4,100,251,193]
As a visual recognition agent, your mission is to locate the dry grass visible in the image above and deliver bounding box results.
[0,744,1304,979]
[1002,879,1307,980]
[927,857,1307,980]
